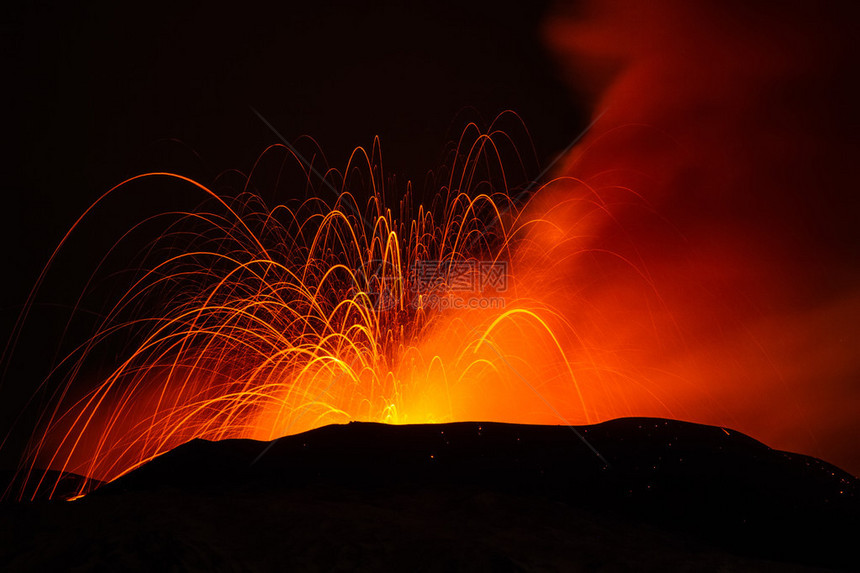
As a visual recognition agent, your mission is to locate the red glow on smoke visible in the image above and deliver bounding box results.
[539,0,860,473]
[7,0,860,501]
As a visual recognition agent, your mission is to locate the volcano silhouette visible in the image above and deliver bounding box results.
[2,418,857,571]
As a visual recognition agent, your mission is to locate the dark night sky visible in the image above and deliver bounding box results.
[0,0,585,468]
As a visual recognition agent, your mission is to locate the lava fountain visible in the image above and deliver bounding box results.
[9,124,629,500]
[5,0,859,501]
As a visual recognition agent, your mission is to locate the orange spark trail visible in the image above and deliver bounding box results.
[11,124,616,500]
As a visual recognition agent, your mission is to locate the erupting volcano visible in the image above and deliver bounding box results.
[1,0,858,569]
[11,125,614,498]
[4,1,860,493]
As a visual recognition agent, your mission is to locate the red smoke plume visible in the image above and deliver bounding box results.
[539,0,860,473]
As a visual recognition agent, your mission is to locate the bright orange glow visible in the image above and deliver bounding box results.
[8,0,859,502]
[16,126,653,500]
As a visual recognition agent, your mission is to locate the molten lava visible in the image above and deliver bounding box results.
[13,128,611,499]
[6,0,859,501]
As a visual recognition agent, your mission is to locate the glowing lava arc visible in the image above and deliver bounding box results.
[12,123,607,501]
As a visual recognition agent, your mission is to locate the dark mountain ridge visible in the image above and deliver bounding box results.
[2,418,857,571]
